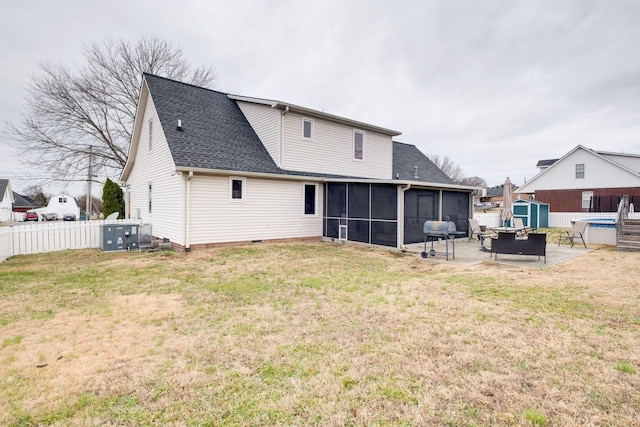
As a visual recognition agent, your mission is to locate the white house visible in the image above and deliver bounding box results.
[517,145,640,212]
[33,193,81,219]
[120,74,475,251]
[0,179,15,222]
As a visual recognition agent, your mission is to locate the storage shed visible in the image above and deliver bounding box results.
[512,199,549,229]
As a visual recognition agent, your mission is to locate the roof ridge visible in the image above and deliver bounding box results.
[143,72,229,96]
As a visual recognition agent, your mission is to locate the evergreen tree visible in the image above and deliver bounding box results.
[102,178,124,219]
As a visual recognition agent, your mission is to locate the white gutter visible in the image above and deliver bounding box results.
[280,106,289,168]
[185,170,193,252]
[174,166,479,191]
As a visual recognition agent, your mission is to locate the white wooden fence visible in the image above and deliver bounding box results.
[474,211,640,228]
[0,220,141,262]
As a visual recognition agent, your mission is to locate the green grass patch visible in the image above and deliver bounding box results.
[524,407,547,426]
[615,360,636,374]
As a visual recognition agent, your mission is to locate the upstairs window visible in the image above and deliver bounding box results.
[304,183,317,215]
[575,163,585,179]
[353,130,364,160]
[302,118,313,140]
[230,177,245,201]
[58,197,67,203]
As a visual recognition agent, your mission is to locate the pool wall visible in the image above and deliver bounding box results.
[580,218,617,245]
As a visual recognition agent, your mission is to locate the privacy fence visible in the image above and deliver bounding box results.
[474,211,640,228]
[0,220,141,262]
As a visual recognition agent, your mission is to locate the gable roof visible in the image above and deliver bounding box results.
[12,192,36,209]
[518,145,640,193]
[122,74,465,187]
[485,184,517,197]
[392,142,454,184]
[144,74,282,175]
[0,179,14,203]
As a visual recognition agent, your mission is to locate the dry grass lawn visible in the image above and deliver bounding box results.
[0,242,639,426]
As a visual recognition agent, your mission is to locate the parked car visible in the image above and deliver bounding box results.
[42,213,58,221]
[473,202,483,208]
[63,213,76,221]
[24,211,39,221]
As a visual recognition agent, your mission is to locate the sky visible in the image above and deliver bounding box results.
[1,0,639,196]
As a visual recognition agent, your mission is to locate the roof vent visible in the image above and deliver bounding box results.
[414,166,419,179]
[177,119,183,131]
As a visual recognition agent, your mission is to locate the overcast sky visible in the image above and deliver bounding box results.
[1,0,639,195]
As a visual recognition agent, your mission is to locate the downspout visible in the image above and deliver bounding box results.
[399,184,412,249]
[280,106,289,168]
[185,170,193,252]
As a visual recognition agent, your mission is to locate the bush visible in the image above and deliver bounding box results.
[102,178,124,219]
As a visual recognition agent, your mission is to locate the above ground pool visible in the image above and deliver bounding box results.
[578,218,617,245]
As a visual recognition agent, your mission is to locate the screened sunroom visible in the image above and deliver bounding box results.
[322,181,473,249]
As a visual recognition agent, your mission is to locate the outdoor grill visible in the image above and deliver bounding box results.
[421,217,466,260]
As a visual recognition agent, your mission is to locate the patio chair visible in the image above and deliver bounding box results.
[558,221,587,248]
[512,217,535,236]
[468,218,484,241]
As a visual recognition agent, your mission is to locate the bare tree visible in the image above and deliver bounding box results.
[428,154,464,183]
[5,36,215,181]
[458,176,488,187]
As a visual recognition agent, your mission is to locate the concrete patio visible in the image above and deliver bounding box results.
[403,236,594,267]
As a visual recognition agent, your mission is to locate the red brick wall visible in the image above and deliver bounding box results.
[535,187,640,212]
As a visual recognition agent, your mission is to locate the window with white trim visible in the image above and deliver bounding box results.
[581,191,593,209]
[302,118,313,140]
[148,119,153,151]
[304,183,317,215]
[575,163,585,179]
[230,177,246,201]
[353,130,364,160]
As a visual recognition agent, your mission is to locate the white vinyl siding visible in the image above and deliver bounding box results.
[281,112,392,179]
[125,94,184,245]
[189,176,324,245]
[235,101,281,166]
[518,148,640,192]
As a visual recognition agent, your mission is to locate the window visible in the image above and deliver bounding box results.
[148,120,153,151]
[302,118,313,140]
[582,191,593,209]
[230,177,245,201]
[304,183,317,215]
[58,197,67,203]
[575,163,585,179]
[148,182,152,213]
[353,130,364,160]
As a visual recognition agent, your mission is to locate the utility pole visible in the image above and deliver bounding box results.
[86,147,93,220]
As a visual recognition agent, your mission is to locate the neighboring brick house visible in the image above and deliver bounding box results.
[517,145,640,212]
[120,74,475,250]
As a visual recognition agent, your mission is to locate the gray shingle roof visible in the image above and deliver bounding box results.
[145,74,282,174]
[536,159,558,167]
[0,179,8,201]
[392,142,454,184]
[12,192,36,209]
[144,74,451,183]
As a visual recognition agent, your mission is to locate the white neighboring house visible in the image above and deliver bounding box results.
[33,194,81,220]
[0,179,15,222]
[120,74,474,251]
[517,145,640,212]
